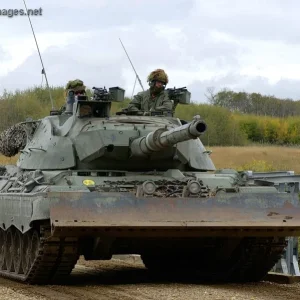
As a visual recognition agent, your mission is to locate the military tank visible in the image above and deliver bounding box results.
[0,85,300,285]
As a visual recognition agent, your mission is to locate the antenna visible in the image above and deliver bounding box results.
[119,38,144,91]
[131,76,137,100]
[22,0,55,109]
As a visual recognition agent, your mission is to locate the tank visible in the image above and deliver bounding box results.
[0,86,300,284]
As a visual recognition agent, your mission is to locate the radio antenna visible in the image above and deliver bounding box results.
[119,38,144,91]
[22,0,55,109]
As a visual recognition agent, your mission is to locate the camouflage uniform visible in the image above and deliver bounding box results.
[127,69,173,112]
[127,89,172,112]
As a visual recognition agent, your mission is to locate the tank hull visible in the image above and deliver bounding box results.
[1,185,300,284]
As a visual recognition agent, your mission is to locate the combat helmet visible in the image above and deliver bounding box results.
[147,69,169,85]
[65,79,86,95]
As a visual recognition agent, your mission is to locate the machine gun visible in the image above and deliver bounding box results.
[92,87,110,102]
[166,86,191,112]
[91,86,125,103]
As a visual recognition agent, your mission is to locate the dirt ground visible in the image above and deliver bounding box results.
[0,258,300,300]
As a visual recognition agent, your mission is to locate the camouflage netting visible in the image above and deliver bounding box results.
[147,69,169,84]
[0,123,37,157]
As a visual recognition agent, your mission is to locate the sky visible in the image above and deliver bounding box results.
[1,0,300,102]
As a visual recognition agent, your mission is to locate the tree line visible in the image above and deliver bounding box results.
[206,87,300,118]
[1,86,300,147]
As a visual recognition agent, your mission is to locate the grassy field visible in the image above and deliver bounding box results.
[209,145,300,257]
[2,145,300,173]
[209,145,300,173]
[0,156,18,165]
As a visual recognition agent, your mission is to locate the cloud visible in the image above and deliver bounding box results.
[0,47,9,60]
[0,0,194,36]
[188,74,300,102]
[1,0,300,102]
[0,31,87,77]
[190,0,300,44]
[0,20,244,97]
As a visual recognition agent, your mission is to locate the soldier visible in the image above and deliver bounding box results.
[126,69,173,112]
[61,79,88,114]
[65,79,86,97]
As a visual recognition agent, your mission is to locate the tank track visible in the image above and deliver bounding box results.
[141,237,287,283]
[0,223,79,284]
[226,237,287,282]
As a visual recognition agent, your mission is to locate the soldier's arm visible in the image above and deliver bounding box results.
[156,92,173,111]
[127,93,143,111]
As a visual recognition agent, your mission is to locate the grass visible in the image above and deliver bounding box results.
[209,145,300,173]
[0,155,18,166]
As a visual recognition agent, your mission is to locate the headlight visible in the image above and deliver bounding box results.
[142,180,156,195]
[187,180,201,194]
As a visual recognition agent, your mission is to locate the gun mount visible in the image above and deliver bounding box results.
[64,86,125,117]
[92,86,109,101]
[91,86,125,102]
[131,116,206,157]
[166,86,191,111]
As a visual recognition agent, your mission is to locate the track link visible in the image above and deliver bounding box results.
[0,223,79,284]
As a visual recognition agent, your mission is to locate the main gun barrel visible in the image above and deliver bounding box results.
[130,116,207,157]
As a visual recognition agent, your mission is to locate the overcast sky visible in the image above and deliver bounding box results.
[1,0,300,102]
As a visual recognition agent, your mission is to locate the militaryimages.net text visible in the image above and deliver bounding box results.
[0,8,42,17]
